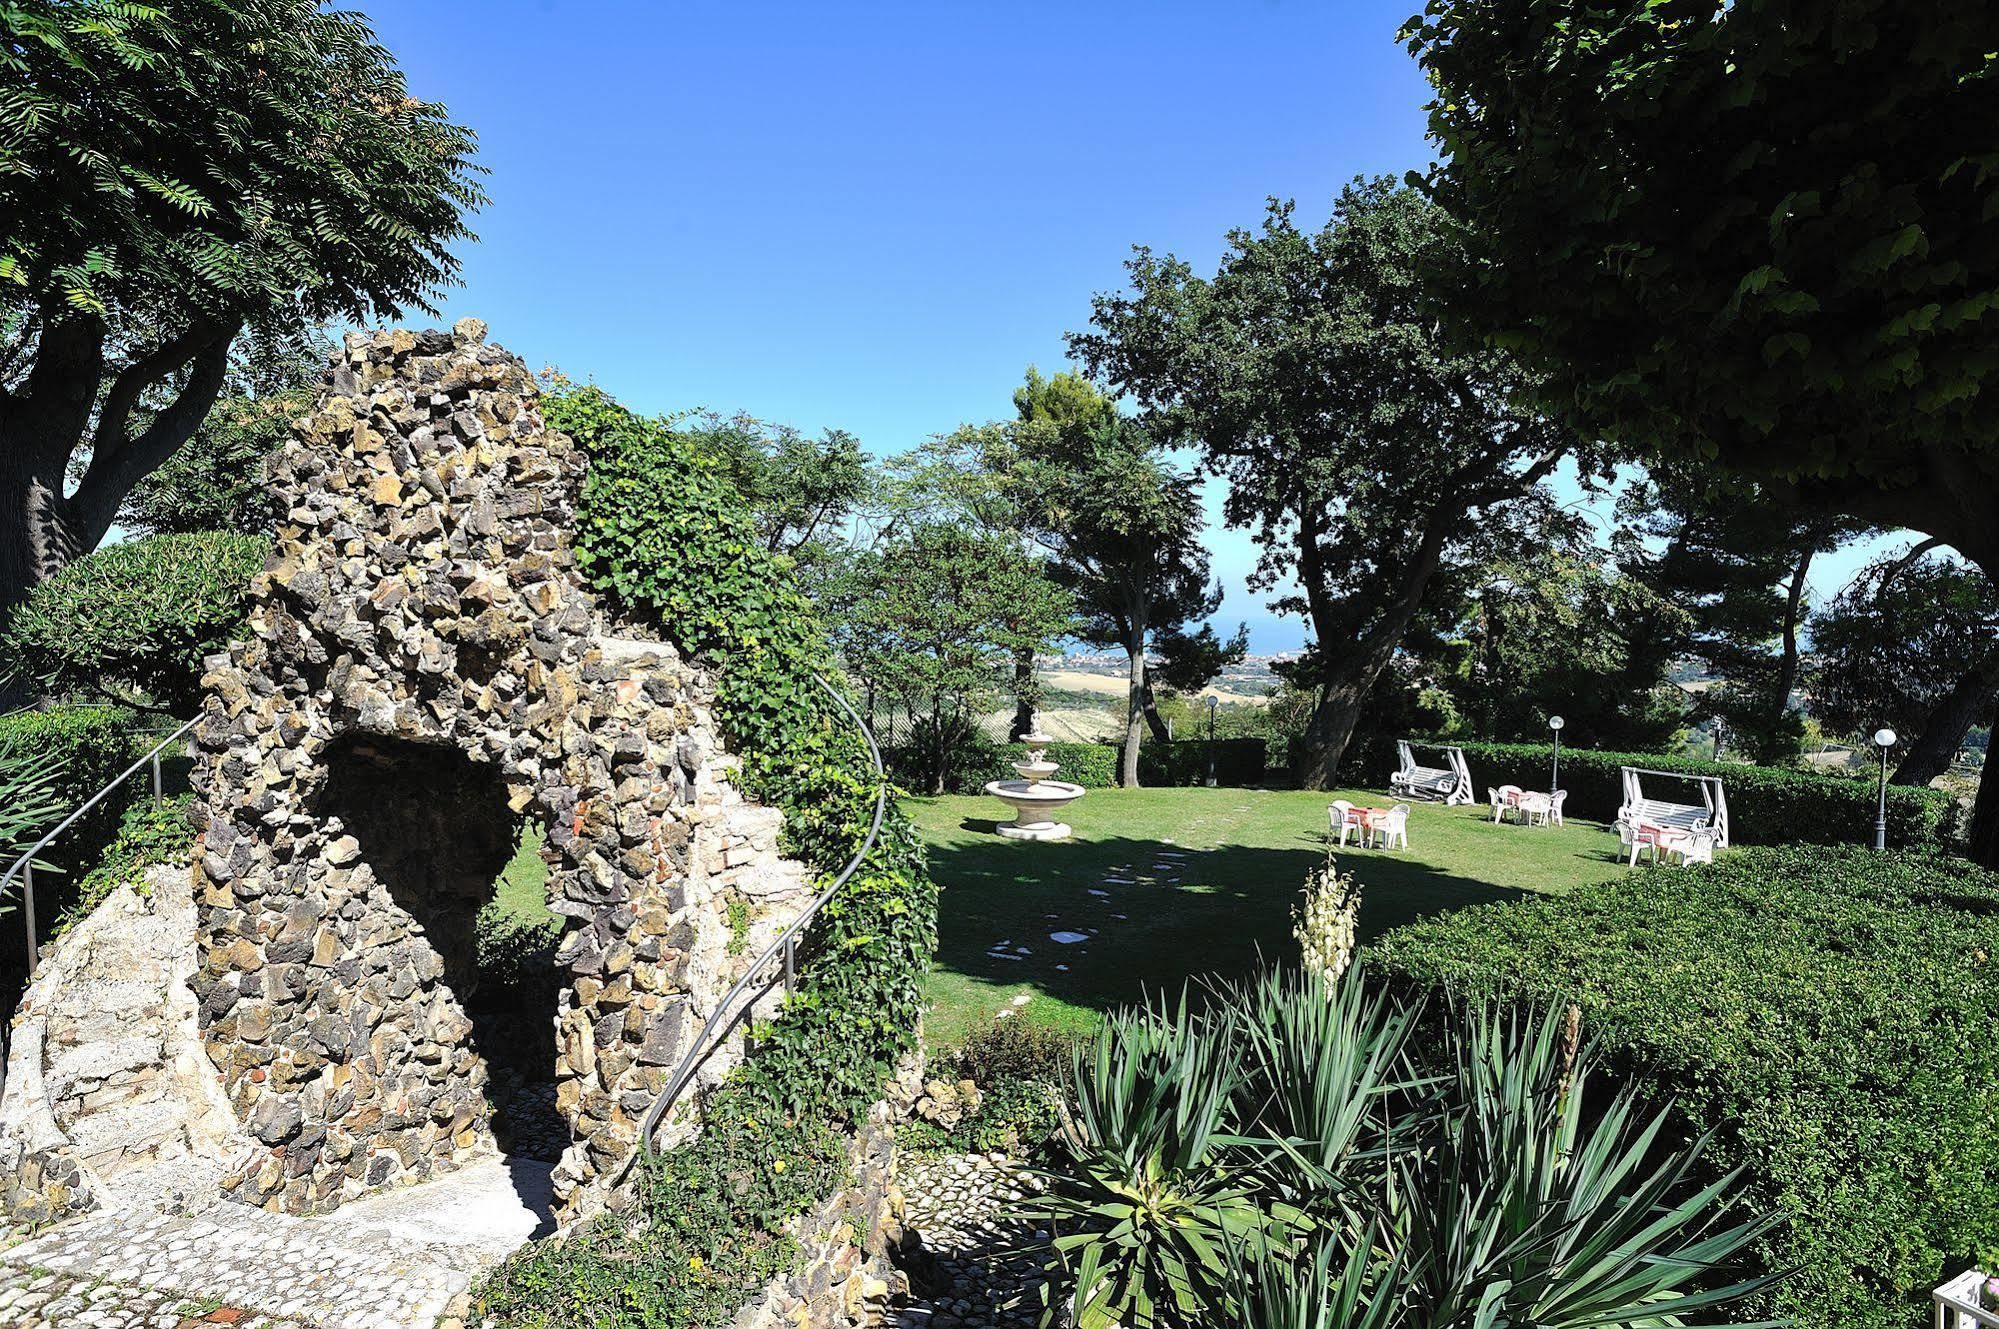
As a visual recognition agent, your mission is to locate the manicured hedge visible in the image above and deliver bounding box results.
[901,737,1271,793]
[1370,846,1999,1329]
[1139,736,1268,787]
[1346,734,1960,848]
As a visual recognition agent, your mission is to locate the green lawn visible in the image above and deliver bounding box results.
[909,786,1630,1047]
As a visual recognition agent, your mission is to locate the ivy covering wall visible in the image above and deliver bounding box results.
[473,386,937,1327]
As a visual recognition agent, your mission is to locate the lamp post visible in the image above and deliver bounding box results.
[1204,694,1219,787]
[1873,727,1897,852]
[1549,715,1565,794]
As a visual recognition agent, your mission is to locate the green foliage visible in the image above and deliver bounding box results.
[55,793,194,936]
[472,385,937,1328]
[1138,738,1268,789]
[1032,970,1773,1328]
[1370,845,1999,1329]
[0,705,148,1011]
[1808,549,1999,752]
[121,334,329,538]
[1069,180,1597,786]
[831,521,1072,795]
[1,533,267,712]
[680,410,872,570]
[896,738,1273,794]
[1346,733,1958,848]
[0,1,482,324]
[0,718,67,881]
[1405,0,1999,579]
[909,1017,1073,1156]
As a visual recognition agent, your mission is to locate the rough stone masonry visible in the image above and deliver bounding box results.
[188,321,813,1219]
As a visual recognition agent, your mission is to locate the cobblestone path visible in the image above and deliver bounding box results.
[892,1153,1053,1329]
[0,1154,552,1329]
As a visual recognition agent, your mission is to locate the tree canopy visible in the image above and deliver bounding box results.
[1070,179,1587,786]
[1809,549,1998,785]
[0,0,482,612]
[1406,0,1999,583]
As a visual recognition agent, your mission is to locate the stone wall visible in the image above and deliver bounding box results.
[190,323,813,1217]
[725,1071,920,1329]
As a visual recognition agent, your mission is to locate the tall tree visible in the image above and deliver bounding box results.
[686,411,871,566]
[1034,416,1238,787]
[1614,470,1866,763]
[1070,181,1586,787]
[1809,550,1999,787]
[0,1,482,614]
[1400,500,1692,751]
[1406,0,1999,856]
[832,520,1072,795]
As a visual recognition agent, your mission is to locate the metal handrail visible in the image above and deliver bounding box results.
[2,716,197,977]
[619,671,888,1182]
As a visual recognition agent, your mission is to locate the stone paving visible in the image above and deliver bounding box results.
[0,1154,552,1329]
[891,1153,1051,1329]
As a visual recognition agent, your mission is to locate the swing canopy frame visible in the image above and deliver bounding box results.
[1389,739,1476,806]
[1616,766,1730,849]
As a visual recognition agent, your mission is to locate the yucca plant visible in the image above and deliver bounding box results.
[0,725,67,919]
[1032,994,1290,1329]
[1391,1004,1786,1328]
[1224,1228,1410,1329]
[1217,966,1432,1217]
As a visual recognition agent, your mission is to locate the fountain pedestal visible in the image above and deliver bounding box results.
[983,722,1086,841]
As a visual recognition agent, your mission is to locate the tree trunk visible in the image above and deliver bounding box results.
[1968,758,1999,871]
[1120,641,1145,789]
[1769,547,1812,733]
[0,441,88,622]
[1009,647,1035,740]
[1892,656,1999,786]
[1139,672,1172,744]
[1292,510,1454,790]
[1295,677,1371,791]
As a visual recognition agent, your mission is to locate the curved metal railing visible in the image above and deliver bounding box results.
[620,671,887,1181]
[2,716,198,977]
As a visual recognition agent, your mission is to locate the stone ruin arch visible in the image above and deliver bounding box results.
[188,321,813,1217]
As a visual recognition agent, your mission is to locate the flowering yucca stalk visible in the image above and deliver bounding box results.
[1294,853,1361,985]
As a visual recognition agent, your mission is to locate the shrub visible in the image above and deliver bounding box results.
[1370,845,1999,1329]
[1137,737,1267,787]
[1346,734,1958,848]
[54,793,196,936]
[901,737,1270,794]
[472,385,937,1328]
[1,532,268,712]
[1031,970,1773,1328]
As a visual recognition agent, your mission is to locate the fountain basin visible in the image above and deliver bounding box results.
[983,778,1086,842]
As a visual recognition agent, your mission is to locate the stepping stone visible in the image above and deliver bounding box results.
[1049,931,1091,945]
[1087,889,1110,898]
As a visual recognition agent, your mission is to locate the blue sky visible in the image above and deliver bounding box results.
[369,0,1899,653]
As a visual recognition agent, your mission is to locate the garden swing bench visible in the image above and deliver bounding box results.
[1388,740,1475,806]
[1615,766,1730,866]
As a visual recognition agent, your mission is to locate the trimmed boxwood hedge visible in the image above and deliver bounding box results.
[899,737,1271,793]
[1346,734,1960,848]
[1370,846,1999,1329]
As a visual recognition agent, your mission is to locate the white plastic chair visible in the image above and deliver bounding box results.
[1487,787,1507,823]
[1376,804,1411,850]
[1330,799,1359,848]
[1493,784,1523,824]
[1547,790,1567,827]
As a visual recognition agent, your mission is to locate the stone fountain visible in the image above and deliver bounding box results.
[984,717,1086,841]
